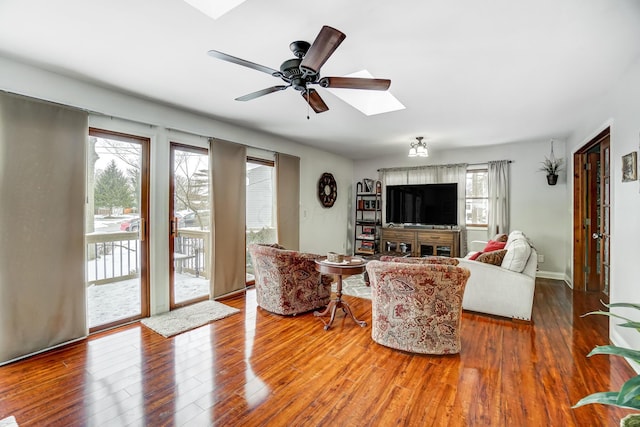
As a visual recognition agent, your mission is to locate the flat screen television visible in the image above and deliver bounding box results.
[385,183,458,226]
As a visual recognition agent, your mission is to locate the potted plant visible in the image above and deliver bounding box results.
[573,302,640,426]
[539,156,564,185]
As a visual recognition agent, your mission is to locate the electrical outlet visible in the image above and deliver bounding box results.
[538,254,545,263]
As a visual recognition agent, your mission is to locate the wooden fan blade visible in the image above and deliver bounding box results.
[235,86,289,101]
[299,26,346,75]
[319,77,391,90]
[207,50,281,77]
[301,89,329,113]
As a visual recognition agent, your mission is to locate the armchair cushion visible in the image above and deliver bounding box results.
[248,244,332,315]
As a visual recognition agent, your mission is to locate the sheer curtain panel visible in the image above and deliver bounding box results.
[487,160,510,238]
[209,138,247,298]
[0,93,87,365]
[379,164,468,253]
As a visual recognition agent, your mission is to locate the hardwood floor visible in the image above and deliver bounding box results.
[0,278,636,426]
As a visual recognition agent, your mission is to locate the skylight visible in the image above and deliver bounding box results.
[325,70,405,116]
[183,0,247,19]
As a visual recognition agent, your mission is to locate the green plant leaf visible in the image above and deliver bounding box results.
[573,391,620,408]
[617,376,640,409]
[606,302,640,311]
[583,310,640,329]
[588,345,640,363]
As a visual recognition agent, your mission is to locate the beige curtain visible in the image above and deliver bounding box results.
[209,138,246,298]
[0,93,87,365]
[275,153,300,250]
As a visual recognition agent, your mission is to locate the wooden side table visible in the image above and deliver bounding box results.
[314,257,367,330]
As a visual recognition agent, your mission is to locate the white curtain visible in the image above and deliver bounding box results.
[209,138,247,298]
[487,160,510,238]
[0,93,87,364]
[379,164,468,254]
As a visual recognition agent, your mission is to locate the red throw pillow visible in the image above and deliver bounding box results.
[468,251,482,261]
[483,240,506,252]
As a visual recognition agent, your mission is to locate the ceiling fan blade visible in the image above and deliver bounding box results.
[235,85,289,101]
[301,89,329,113]
[319,77,391,91]
[207,50,281,77]
[300,26,346,75]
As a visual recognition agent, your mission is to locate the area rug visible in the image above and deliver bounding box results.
[141,300,240,338]
[332,273,371,300]
[0,416,18,427]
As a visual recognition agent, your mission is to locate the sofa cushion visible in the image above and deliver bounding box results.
[493,233,508,243]
[476,249,507,265]
[501,237,532,272]
[483,240,507,252]
[468,251,482,261]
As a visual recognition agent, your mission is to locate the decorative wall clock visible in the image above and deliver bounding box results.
[318,172,337,207]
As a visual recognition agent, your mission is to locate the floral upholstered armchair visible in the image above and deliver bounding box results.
[366,260,470,354]
[248,244,332,315]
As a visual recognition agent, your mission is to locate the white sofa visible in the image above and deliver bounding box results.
[456,230,537,321]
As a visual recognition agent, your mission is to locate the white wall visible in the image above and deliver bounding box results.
[354,139,569,279]
[565,57,640,357]
[0,56,354,315]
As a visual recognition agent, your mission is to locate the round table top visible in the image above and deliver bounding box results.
[315,256,366,275]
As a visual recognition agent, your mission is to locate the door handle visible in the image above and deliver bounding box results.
[592,233,602,240]
[170,217,178,237]
[139,218,145,242]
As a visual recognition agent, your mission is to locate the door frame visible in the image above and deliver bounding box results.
[572,127,610,293]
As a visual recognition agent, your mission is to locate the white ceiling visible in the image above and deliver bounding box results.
[1,0,639,160]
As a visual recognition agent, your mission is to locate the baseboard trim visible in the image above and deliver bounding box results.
[536,270,565,280]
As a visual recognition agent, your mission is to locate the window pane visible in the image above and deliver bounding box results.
[466,170,488,226]
[466,199,488,225]
[466,170,488,197]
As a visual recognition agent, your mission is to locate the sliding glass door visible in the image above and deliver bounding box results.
[86,128,149,332]
[170,143,210,309]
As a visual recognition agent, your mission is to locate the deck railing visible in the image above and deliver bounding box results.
[86,229,210,286]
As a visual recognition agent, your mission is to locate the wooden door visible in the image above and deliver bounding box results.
[573,128,610,296]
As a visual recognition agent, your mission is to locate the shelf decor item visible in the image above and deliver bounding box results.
[540,139,564,186]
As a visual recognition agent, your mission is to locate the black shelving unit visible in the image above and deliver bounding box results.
[354,180,382,255]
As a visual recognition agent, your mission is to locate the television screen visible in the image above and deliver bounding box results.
[385,183,458,226]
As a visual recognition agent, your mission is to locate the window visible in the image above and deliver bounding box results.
[466,169,488,227]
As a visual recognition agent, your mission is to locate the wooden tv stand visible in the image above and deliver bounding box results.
[380,227,460,258]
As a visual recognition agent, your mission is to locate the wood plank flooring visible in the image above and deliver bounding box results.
[0,278,636,426]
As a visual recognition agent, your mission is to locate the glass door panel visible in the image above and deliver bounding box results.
[86,129,149,331]
[246,159,276,278]
[170,144,210,309]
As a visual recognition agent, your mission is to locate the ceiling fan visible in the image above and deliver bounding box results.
[207,25,391,114]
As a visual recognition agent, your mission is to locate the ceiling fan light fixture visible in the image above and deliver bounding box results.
[408,137,429,158]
